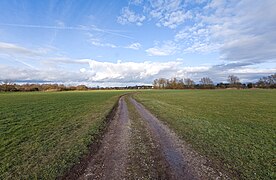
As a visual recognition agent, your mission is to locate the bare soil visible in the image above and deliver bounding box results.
[78,96,131,180]
[63,95,229,180]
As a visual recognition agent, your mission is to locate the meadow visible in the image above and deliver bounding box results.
[0,91,126,179]
[134,89,276,179]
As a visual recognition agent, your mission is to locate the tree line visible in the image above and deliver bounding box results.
[0,81,89,92]
[0,81,153,92]
[153,74,276,89]
[1,73,275,92]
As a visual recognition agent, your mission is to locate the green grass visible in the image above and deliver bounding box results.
[0,91,126,179]
[134,89,276,179]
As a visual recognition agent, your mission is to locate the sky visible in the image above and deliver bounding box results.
[0,0,275,87]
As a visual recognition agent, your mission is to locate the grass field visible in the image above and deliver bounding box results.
[0,91,126,179]
[134,89,276,179]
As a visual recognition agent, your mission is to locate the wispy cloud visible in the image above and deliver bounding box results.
[125,42,141,50]
[146,41,178,56]
[117,7,146,26]
[130,0,143,5]
[156,10,192,29]
[119,0,276,65]
[118,0,192,28]
[203,0,276,63]
[0,42,47,57]
[0,23,133,39]
[89,38,117,48]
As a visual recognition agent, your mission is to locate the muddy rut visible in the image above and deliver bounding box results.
[67,96,228,180]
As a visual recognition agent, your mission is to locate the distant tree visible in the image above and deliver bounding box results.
[247,82,253,88]
[200,77,213,85]
[257,73,276,88]
[227,75,240,85]
[184,78,194,88]
[269,73,276,85]
[155,78,167,89]
[153,79,159,89]
[1,79,16,91]
[178,79,185,89]
[200,77,213,88]
[216,82,231,89]
[169,78,178,89]
[227,75,241,88]
[76,85,88,90]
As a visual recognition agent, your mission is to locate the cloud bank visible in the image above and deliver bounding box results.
[1,54,274,86]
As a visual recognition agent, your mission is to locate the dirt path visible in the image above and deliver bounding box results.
[78,97,130,180]
[129,97,228,180]
[72,96,228,180]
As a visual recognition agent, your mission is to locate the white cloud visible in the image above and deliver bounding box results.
[228,67,276,74]
[117,7,146,26]
[215,0,276,63]
[174,21,222,53]
[125,42,141,50]
[80,68,86,73]
[0,64,88,83]
[119,0,192,28]
[220,33,276,62]
[89,38,117,48]
[177,0,276,61]
[0,59,183,84]
[85,59,182,82]
[0,42,45,57]
[130,0,143,5]
[119,0,276,64]
[1,57,275,85]
[157,10,191,29]
[149,0,182,15]
[146,41,178,56]
[146,48,169,56]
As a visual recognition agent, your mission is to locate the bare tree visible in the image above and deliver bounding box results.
[178,78,185,89]
[257,73,276,88]
[158,78,167,89]
[227,75,240,85]
[200,77,213,85]
[169,78,178,89]
[153,78,167,89]
[1,79,12,85]
[184,78,194,88]
[1,79,14,91]
[153,79,159,89]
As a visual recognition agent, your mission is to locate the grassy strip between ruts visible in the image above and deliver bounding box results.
[125,96,168,179]
[0,91,127,179]
[134,89,276,180]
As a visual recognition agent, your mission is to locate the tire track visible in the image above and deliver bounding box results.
[78,97,130,180]
[73,96,228,180]
[125,97,170,179]
[130,97,229,180]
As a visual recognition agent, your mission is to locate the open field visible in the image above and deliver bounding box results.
[1,89,275,179]
[0,91,126,179]
[134,89,276,179]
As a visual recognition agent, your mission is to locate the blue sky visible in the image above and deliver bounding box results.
[0,0,275,86]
